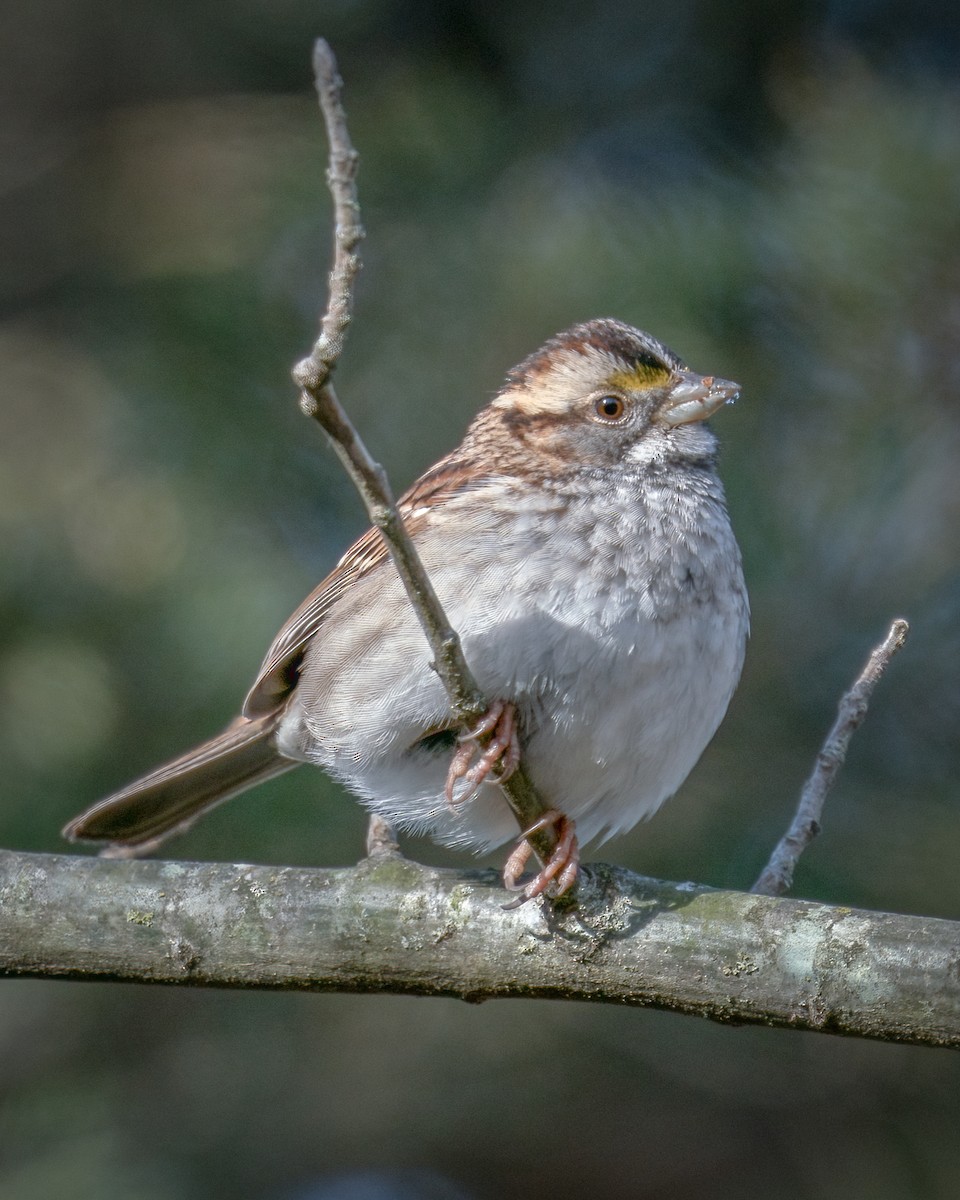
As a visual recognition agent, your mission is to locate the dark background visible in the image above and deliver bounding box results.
[2,2,960,1197]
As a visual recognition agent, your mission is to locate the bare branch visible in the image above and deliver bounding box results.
[289,40,556,875]
[293,38,363,393]
[2,848,957,1049]
[752,618,910,897]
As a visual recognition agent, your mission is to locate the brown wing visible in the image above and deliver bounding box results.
[242,449,494,718]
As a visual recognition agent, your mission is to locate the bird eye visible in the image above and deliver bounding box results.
[594,395,626,421]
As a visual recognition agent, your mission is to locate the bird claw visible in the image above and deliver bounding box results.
[444,699,520,809]
[501,809,580,905]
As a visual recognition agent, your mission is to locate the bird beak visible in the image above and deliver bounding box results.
[659,371,741,428]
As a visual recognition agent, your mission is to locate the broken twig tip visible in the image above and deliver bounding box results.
[888,617,910,651]
[313,39,336,75]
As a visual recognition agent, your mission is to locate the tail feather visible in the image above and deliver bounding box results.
[64,715,297,856]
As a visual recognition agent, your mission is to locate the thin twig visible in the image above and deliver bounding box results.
[292,39,364,393]
[290,40,557,880]
[752,618,910,897]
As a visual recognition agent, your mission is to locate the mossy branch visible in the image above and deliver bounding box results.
[2,848,959,1050]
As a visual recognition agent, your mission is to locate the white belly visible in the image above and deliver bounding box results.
[277,467,748,855]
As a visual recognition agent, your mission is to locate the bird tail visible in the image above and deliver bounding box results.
[63,714,297,856]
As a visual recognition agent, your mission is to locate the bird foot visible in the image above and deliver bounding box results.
[502,809,580,905]
[444,699,520,808]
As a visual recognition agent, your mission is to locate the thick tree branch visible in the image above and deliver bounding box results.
[1,848,958,1049]
[290,40,555,873]
[753,619,910,896]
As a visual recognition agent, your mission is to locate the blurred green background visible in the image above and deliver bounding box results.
[2,1,960,1197]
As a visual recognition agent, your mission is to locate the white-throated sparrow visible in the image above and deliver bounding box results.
[65,319,748,901]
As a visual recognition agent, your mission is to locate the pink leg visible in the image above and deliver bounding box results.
[502,810,580,902]
[444,700,520,808]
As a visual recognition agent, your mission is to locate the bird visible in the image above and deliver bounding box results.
[64,318,749,903]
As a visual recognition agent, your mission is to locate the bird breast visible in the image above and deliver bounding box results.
[278,462,748,852]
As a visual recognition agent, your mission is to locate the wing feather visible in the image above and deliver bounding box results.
[242,449,493,717]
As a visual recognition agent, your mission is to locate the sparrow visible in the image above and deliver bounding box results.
[64,319,748,902]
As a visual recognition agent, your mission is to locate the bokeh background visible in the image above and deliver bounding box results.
[2,1,960,1197]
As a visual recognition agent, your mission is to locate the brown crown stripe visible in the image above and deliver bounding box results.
[506,319,684,389]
